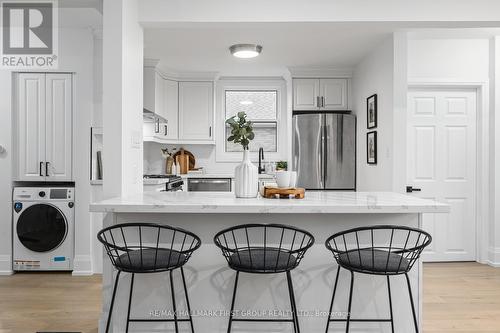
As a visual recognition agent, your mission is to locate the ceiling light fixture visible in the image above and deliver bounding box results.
[229,44,262,59]
[240,100,253,105]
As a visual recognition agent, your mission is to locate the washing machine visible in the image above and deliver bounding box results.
[13,187,74,271]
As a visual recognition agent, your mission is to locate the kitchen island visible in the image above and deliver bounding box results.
[90,191,448,333]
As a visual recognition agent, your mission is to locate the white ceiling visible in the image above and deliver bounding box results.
[143,22,498,76]
[144,22,397,76]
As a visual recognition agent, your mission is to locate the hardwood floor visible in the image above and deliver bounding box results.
[423,262,500,333]
[0,272,101,333]
[0,263,499,332]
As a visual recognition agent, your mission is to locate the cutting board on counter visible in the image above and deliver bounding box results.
[174,149,195,174]
[262,187,305,199]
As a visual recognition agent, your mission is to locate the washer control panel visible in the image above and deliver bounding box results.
[13,187,74,201]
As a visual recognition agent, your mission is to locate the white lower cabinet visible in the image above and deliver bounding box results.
[15,73,73,181]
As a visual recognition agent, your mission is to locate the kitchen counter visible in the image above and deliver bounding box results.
[90,191,448,214]
[93,192,448,333]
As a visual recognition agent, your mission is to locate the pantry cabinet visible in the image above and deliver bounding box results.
[16,73,73,181]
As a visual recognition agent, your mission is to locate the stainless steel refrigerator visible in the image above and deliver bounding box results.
[292,112,356,190]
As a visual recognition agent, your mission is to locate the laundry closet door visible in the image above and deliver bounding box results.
[16,73,46,181]
[407,89,477,262]
[45,73,73,181]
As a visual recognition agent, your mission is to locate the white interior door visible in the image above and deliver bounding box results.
[407,88,476,262]
[45,73,72,181]
[16,73,46,181]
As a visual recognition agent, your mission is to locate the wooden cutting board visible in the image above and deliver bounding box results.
[262,187,305,199]
[173,149,195,170]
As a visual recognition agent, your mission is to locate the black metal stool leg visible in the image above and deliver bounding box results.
[227,271,239,333]
[170,270,179,333]
[286,270,300,333]
[405,273,419,333]
[105,270,121,333]
[387,275,395,333]
[125,273,135,333]
[325,266,341,332]
[345,271,354,333]
[181,267,195,333]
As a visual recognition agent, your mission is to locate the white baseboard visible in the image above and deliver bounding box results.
[0,255,13,275]
[486,247,500,267]
[72,254,93,276]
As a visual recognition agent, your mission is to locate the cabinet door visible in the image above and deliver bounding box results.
[178,82,213,141]
[293,79,320,110]
[154,72,165,119]
[162,79,178,139]
[45,74,72,181]
[320,78,348,110]
[143,67,156,113]
[16,73,46,181]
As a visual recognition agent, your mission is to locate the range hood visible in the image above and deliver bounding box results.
[143,108,166,123]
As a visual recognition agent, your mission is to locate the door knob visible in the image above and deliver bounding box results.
[406,186,422,193]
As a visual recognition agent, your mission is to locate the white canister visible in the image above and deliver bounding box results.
[275,171,291,188]
[289,171,297,188]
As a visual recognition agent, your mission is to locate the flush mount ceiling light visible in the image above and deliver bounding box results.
[229,44,262,59]
[240,100,254,105]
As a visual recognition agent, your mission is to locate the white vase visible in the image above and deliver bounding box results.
[234,149,258,198]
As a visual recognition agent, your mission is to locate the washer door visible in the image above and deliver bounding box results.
[17,204,67,252]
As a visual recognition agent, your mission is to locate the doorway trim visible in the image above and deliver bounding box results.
[406,80,490,265]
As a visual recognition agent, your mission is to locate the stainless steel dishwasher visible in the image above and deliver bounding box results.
[187,178,232,192]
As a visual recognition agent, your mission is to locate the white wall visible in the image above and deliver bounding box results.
[0,27,97,275]
[408,38,490,82]
[102,0,144,198]
[352,37,395,191]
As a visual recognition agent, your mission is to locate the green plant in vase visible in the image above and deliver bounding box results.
[226,112,258,198]
[226,112,254,150]
[276,161,288,171]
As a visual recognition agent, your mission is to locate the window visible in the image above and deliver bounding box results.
[225,90,278,152]
[215,78,287,162]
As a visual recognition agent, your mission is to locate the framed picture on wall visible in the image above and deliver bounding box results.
[367,94,377,129]
[367,131,377,164]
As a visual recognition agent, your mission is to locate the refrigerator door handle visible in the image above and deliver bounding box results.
[323,122,327,186]
[337,115,344,163]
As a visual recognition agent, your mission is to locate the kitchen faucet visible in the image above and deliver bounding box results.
[258,147,265,174]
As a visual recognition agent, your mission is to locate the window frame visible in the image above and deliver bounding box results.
[215,78,288,163]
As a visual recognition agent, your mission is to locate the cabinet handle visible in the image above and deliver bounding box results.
[209,126,212,137]
[155,118,160,133]
[321,96,325,107]
[39,162,43,177]
[316,96,320,108]
[45,162,50,177]
[164,124,168,136]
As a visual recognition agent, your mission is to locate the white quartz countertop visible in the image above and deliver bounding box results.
[89,191,449,214]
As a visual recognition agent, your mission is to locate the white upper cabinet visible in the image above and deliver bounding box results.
[293,78,348,110]
[143,67,164,117]
[293,79,320,110]
[162,79,178,140]
[320,79,348,110]
[45,74,72,180]
[17,73,46,181]
[178,81,213,141]
[16,73,72,181]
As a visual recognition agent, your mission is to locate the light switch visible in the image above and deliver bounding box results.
[130,131,141,149]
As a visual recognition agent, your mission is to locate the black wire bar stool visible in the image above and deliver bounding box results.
[97,223,201,333]
[214,223,315,333]
[324,225,432,333]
